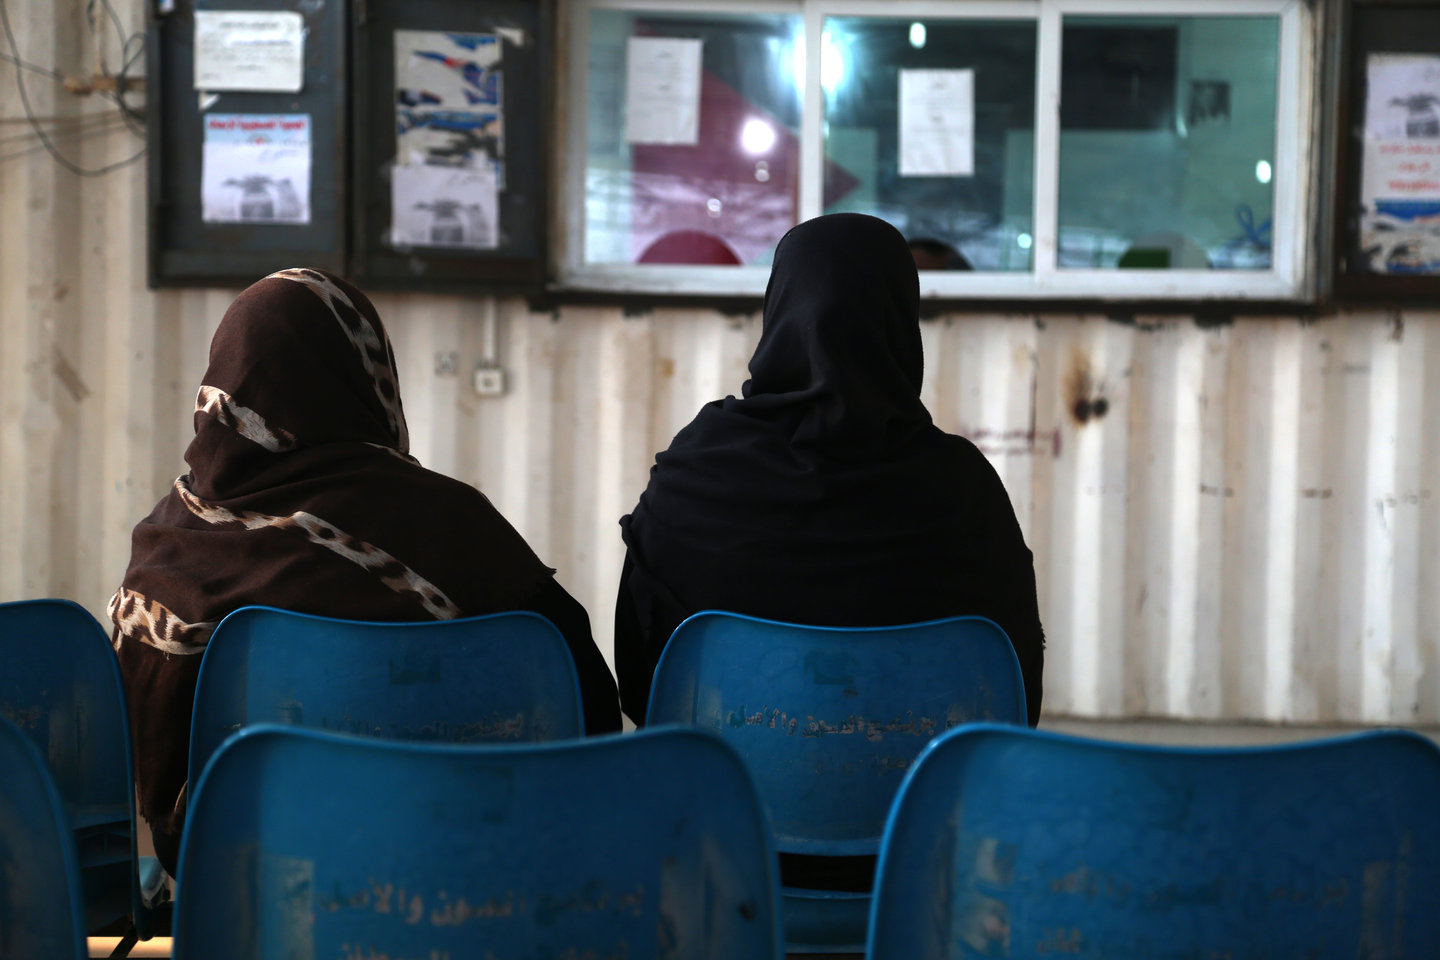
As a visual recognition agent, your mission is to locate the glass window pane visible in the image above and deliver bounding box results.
[1058,16,1280,270]
[822,17,1038,271]
[584,9,803,266]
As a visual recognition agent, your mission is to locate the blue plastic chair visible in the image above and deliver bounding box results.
[188,605,586,788]
[0,715,87,960]
[0,598,159,949]
[868,724,1440,960]
[645,611,1027,953]
[173,724,782,960]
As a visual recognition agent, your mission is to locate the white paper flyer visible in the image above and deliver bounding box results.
[391,163,500,249]
[898,68,974,177]
[201,114,312,224]
[1359,54,1440,274]
[194,11,305,93]
[625,37,703,145]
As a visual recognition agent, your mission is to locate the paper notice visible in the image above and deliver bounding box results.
[899,68,974,177]
[395,31,502,113]
[1362,139,1440,206]
[1359,54,1440,273]
[201,114,311,224]
[625,37,702,145]
[391,163,500,249]
[1364,54,1440,141]
[395,31,504,171]
[194,11,304,93]
[1361,53,1440,206]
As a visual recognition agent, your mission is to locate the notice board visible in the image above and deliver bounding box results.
[350,0,550,293]
[1337,1,1440,299]
[147,0,550,294]
[148,0,348,285]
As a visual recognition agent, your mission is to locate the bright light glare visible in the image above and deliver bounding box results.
[740,118,777,155]
[1017,232,1033,250]
[1255,159,1273,184]
[821,31,845,94]
[909,22,926,48]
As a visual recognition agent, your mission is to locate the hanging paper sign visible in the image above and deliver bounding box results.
[194,11,305,93]
[394,30,504,167]
[625,37,703,145]
[1359,54,1440,274]
[899,68,974,177]
[200,113,312,225]
[390,31,507,251]
[391,164,500,250]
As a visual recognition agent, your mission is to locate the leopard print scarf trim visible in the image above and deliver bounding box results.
[171,475,461,620]
[108,587,216,656]
[195,385,297,453]
[266,268,408,451]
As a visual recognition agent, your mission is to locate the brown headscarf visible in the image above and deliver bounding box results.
[110,268,616,872]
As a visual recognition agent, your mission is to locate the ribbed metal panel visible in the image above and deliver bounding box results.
[3,2,1436,727]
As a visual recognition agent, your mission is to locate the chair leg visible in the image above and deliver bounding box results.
[106,926,139,959]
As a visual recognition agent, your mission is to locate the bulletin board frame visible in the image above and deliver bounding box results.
[147,0,350,287]
[349,0,552,294]
[1334,0,1440,301]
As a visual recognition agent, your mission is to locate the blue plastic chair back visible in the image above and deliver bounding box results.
[173,724,782,960]
[646,612,1026,952]
[0,598,147,936]
[646,612,1026,855]
[868,724,1440,960]
[189,605,585,786]
[0,715,86,960]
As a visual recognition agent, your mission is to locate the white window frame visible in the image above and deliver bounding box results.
[555,0,1317,302]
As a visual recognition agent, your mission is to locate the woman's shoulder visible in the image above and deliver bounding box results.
[377,456,529,536]
[909,427,1017,506]
[922,425,1001,469]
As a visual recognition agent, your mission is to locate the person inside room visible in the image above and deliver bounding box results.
[908,236,974,271]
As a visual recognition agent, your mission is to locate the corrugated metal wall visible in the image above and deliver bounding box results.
[3,0,1436,727]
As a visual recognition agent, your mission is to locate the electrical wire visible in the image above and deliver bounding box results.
[1,45,144,136]
[1,0,146,136]
[0,85,135,162]
[0,0,144,176]
[87,0,127,76]
[0,111,123,147]
[0,113,130,163]
[0,114,130,165]
[87,0,147,135]
[0,47,60,79]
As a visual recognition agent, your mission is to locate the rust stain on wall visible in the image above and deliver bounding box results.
[1064,348,1109,426]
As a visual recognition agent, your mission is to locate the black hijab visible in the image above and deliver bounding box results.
[617,214,1043,724]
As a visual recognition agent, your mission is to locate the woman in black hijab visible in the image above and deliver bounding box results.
[615,213,1043,727]
[111,268,619,874]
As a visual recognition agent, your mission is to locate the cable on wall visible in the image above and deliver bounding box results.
[0,0,145,175]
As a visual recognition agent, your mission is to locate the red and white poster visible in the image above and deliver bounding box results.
[1360,54,1440,274]
[201,113,311,225]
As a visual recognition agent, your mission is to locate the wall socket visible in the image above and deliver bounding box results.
[473,365,506,397]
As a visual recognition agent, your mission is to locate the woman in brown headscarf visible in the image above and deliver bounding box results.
[110,268,619,873]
